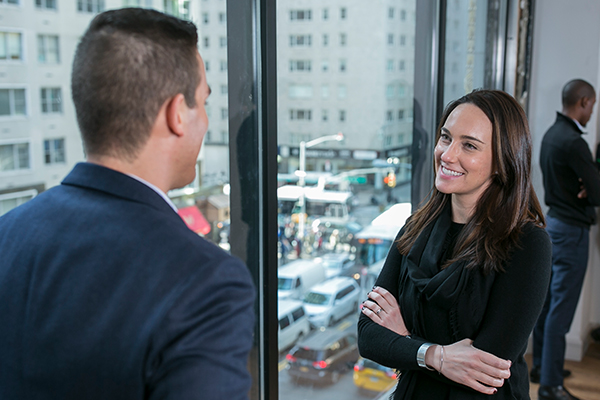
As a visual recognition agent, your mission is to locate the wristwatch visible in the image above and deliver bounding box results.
[416,342,435,370]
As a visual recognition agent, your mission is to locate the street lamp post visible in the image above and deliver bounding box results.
[296,132,344,241]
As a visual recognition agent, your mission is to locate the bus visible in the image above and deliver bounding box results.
[277,185,354,220]
[352,202,412,271]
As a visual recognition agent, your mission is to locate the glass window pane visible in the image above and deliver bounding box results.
[7,33,21,60]
[17,143,29,169]
[13,89,26,115]
[0,144,14,171]
[277,1,416,397]
[442,0,490,106]
[0,89,10,115]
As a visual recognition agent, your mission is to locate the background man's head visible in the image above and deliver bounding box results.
[71,8,200,161]
[562,79,596,127]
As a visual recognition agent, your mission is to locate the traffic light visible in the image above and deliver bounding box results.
[383,171,396,188]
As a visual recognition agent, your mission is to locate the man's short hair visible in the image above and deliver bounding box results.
[562,79,596,109]
[71,8,200,160]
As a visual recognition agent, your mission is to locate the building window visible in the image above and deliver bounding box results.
[205,130,212,143]
[220,60,227,72]
[386,110,393,121]
[219,36,227,48]
[163,0,190,20]
[322,8,328,20]
[386,85,394,98]
[289,35,312,47]
[339,33,347,46]
[0,32,22,61]
[337,85,346,99]
[399,60,405,71]
[0,190,36,216]
[400,9,406,21]
[398,109,405,120]
[202,12,209,24]
[339,110,346,122]
[322,34,328,46]
[400,35,406,46]
[44,138,65,164]
[77,0,105,13]
[387,33,394,45]
[221,108,228,120]
[220,131,228,144]
[339,59,346,72]
[0,0,19,5]
[37,34,60,64]
[321,60,328,72]
[0,88,26,116]
[41,87,62,114]
[220,85,227,95]
[340,7,347,20]
[321,85,329,98]
[36,0,57,9]
[219,12,225,23]
[289,109,312,121]
[288,85,313,99]
[387,59,394,71]
[203,36,209,48]
[204,60,210,72]
[321,109,328,122]
[289,60,311,72]
[0,142,30,171]
[388,7,394,18]
[290,10,311,21]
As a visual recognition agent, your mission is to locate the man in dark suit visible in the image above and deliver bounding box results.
[0,8,255,400]
[534,79,598,400]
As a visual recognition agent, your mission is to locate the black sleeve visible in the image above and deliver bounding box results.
[357,229,424,371]
[570,138,600,206]
[471,226,552,361]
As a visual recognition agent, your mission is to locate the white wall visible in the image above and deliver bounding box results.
[528,0,600,361]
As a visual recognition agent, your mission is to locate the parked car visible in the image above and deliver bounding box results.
[316,252,357,279]
[285,323,359,383]
[302,276,360,327]
[278,259,326,300]
[353,357,397,393]
[278,299,311,352]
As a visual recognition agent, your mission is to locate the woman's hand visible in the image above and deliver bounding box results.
[361,286,410,336]
[426,339,511,395]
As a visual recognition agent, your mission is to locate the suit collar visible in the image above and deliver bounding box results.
[556,111,585,134]
[61,162,176,215]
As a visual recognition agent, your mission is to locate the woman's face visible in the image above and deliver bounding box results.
[434,103,494,213]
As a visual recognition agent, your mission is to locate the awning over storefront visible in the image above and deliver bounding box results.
[177,206,211,235]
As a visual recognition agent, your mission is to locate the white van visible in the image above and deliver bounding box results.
[278,260,326,300]
[303,276,360,327]
[278,299,311,351]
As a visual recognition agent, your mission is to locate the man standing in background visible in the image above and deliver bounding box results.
[0,8,255,400]
[534,79,599,400]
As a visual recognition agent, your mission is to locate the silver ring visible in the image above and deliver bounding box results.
[376,308,382,315]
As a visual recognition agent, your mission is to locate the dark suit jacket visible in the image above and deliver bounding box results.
[0,162,255,400]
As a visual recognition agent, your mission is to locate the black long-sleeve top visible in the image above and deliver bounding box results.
[357,211,551,399]
[540,112,600,227]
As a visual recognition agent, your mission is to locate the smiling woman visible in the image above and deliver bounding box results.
[358,89,552,400]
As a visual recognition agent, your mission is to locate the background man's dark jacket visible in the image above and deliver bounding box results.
[540,112,600,227]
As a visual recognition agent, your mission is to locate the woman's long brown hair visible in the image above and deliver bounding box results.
[397,89,545,274]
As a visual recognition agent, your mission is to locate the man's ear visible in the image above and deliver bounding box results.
[165,93,187,137]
